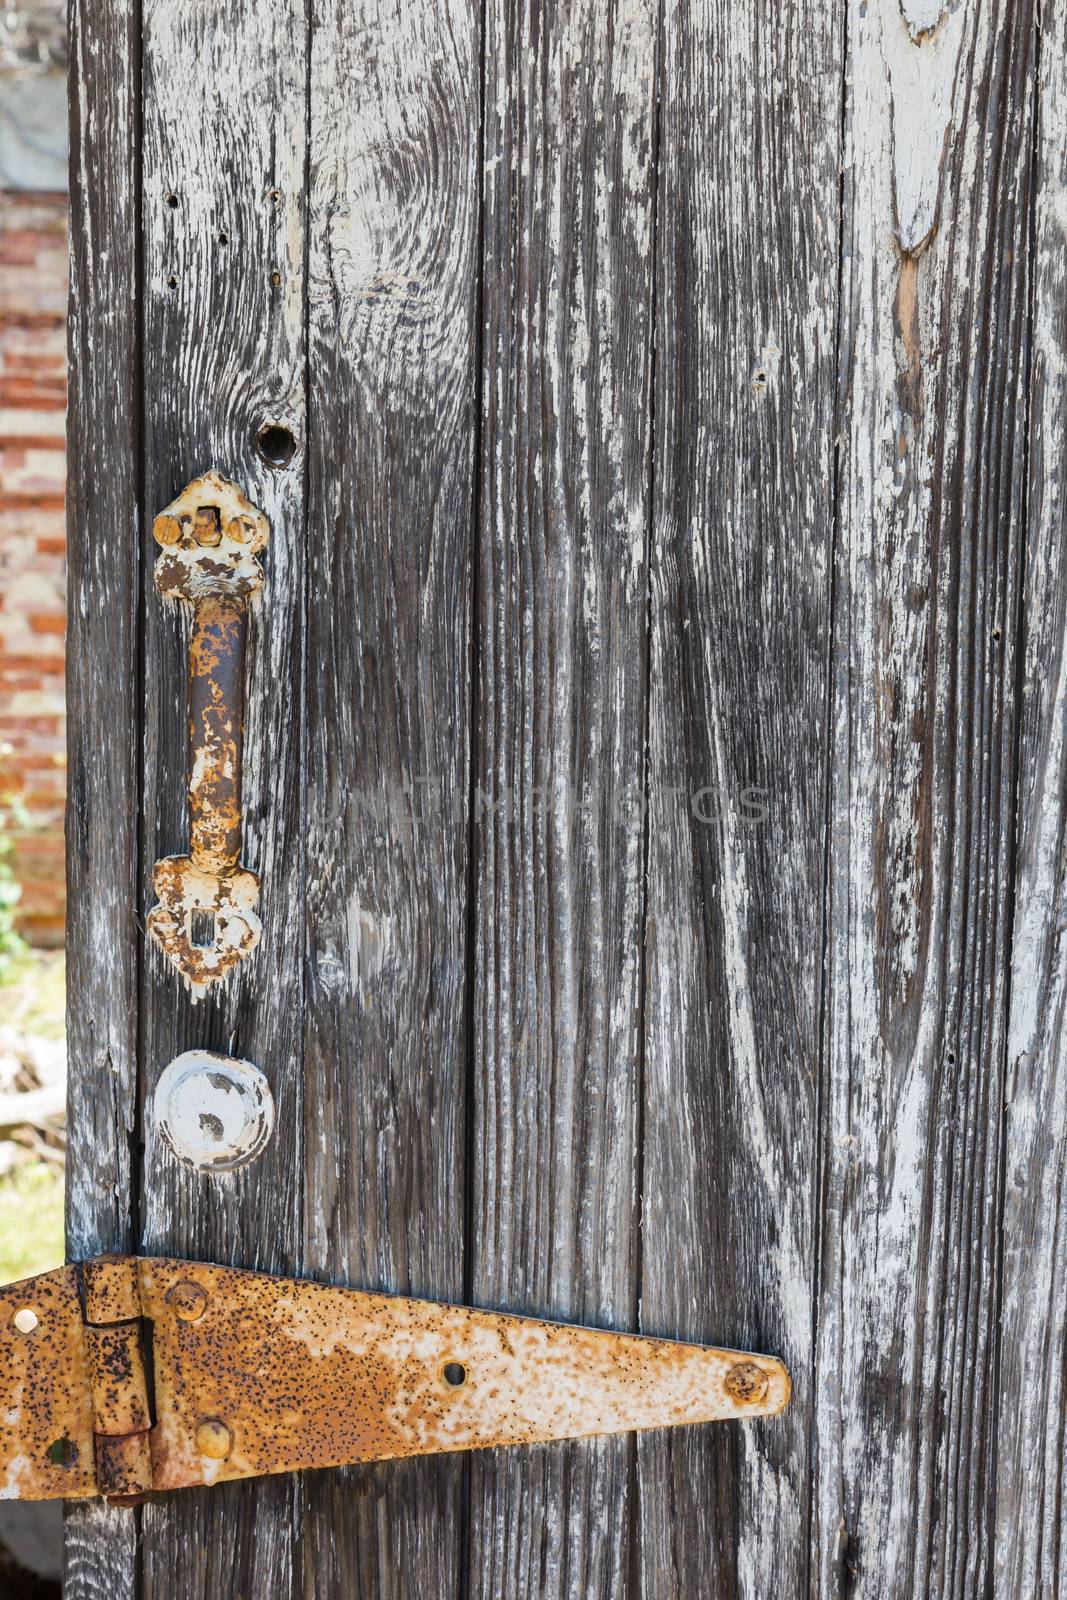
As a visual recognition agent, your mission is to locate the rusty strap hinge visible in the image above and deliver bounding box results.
[0,1256,790,1503]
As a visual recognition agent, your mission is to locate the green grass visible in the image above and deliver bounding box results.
[0,951,65,1039]
[0,952,67,1284]
[0,1163,64,1286]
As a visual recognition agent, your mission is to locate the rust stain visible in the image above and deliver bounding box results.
[83,1256,141,1324]
[137,1258,792,1493]
[895,255,923,423]
[94,1433,153,1504]
[0,1267,96,1501]
[146,471,268,990]
[84,1326,149,1435]
[83,1257,152,1501]
[166,1281,208,1323]
[724,1360,770,1406]
[187,593,247,874]
[0,1257,791,1501]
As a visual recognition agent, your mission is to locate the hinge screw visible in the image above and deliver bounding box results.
[724,1362,769,1406]
[195,1419,233,1461]
[167,1281,209,1322]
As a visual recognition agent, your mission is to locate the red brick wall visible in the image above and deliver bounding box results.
[0,190,67,946]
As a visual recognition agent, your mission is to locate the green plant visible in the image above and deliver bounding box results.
[0,745,28,981]
[0,1161,64,1286]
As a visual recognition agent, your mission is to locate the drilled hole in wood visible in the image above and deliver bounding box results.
[165,192,179,209]
[256,423,296,468]
[190,909,215,949]
[218,230,229,246]
[270,270,282,288]
[442,1362,467,1389]
[167,274,179,290]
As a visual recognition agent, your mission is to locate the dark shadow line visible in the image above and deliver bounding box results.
[131,0,146,1274]
[627,0,666,1592]
[988,2,1044,1593]
[459,1,490,1596]
[293,0,316,1592]
[807,0,851,1592]
[133,0,147,1588]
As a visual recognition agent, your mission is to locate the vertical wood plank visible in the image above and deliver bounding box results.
[816,2,1036,1593]
[639,0,840,1595]
[302,2,479,1593]
[137,2,309,1595]
[995,4,1067,1592]
[64,0,141,1591]
[468,0,657,1593]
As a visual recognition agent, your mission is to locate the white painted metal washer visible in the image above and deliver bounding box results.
[154,1050,274,1172]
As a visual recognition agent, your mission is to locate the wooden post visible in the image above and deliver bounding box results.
[65,0,141,1590]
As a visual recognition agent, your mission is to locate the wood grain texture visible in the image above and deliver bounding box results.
[136,2,308,1596]
[995,5,1067,1593]
[467,0,656,1593]
[64,0,140,1591]
[64,1501,136,1600]
[301,1,479,1593]
[62,2,1067,1595]
[816,2,1037,1595]
[637,1,840,1595]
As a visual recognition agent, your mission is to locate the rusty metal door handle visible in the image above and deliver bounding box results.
[146,471,268,990]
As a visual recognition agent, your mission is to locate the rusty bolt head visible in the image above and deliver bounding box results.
[166,1281,209,1322]
[153,514,183,546]
[195,1419,233,1460]
[12,1308,38,1334]
[724,1361,770,1406]
[224,517,250,544]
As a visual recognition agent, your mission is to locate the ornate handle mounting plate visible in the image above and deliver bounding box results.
[146,470,268,990]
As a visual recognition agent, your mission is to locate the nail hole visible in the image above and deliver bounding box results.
[166,192,179,209]
[442,1362,467,1389]
[992,627,1002,641]
[256,423,296,468]
[190,909,215,949]
[270,270,282,288]
[267,187,282,206]
[47,1437,77,1468]
[217,230,229,246]
[12,1308,38,1334]
[167,274,179,290]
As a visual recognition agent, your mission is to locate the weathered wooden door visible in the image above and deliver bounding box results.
[64,0,1064,1594]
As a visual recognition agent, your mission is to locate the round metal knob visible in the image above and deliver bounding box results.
[153,1050,274,1172]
